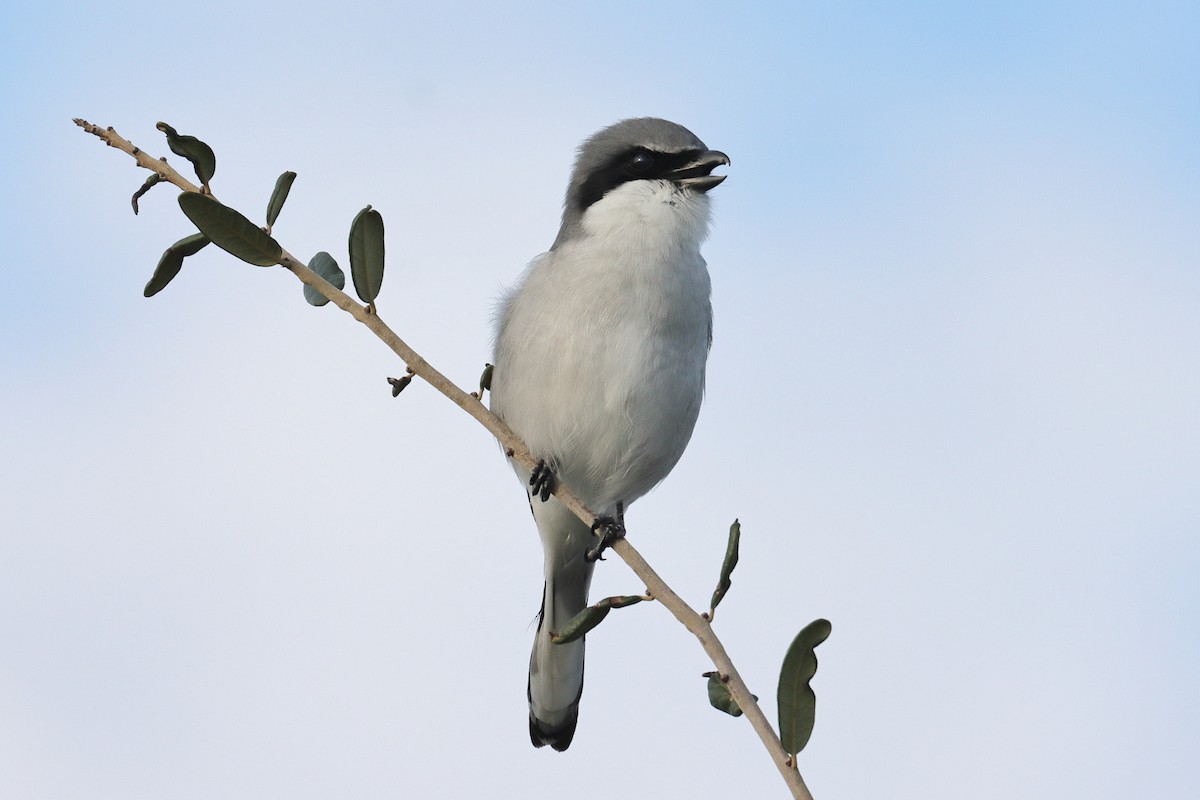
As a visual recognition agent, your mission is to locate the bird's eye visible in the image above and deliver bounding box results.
[627,151,655,174]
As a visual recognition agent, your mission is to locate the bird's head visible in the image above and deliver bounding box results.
[553,118,729,250]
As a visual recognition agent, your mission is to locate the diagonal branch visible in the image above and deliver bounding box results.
[74,118,814,800]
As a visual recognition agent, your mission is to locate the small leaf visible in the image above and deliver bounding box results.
[388,375,413,396]
[144,249,184,298]
[777,618,832,756]
[144,232,210,297]
[552,605,610,645]
[303,251,345,307]
[178,192,282,267]
[131,173,162,215]
[705,672,758,717]
[479,363,494,396]
[266,171,297,229]
[157,122,216,187]
[552,595,644,644]
[348,205,385,305]
[709,519,741,615]
[172,231,212,257]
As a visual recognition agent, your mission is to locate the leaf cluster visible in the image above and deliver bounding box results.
[136,124,386,310]
[554,519,832,756]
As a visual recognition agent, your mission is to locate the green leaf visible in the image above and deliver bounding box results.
[131,173,161,215]
[705,672,758,717]
[479,363,494,396]
[552,605,610,645]
[709,519,741,614]
[603,595,644,609]
[777,618,832,756]
[303,251,345,307]
[172,231,212,257]
[143,241,190,298]
[552,595,644,645]
[178,192,282,267]
[156,122,216,187]
[266,171,297,229]
[388,375,413,396]
[144,232,210,297]
[348,205,385,305]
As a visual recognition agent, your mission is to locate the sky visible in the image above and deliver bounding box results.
[2,1,1198,797]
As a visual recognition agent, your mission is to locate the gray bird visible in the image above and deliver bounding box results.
[490,117,729,750]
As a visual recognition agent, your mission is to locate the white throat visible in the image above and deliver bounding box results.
[577,180,713,257]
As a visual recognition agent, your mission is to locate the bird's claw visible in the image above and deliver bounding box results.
[586,515,626,562]
[529,459,556,503]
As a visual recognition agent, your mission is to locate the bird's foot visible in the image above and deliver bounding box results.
[586,508,626,562]
[529,459,556,503]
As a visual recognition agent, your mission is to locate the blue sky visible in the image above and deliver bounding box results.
[3,2,1198,798]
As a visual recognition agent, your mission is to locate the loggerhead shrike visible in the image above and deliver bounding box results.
[490,118,729,751]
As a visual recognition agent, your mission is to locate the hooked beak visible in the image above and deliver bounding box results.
[669,150,731,193]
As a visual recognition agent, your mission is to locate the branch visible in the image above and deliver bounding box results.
[74,119,202,193]
[74,118,814,800]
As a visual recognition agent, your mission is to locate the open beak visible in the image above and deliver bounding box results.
[669,150,731,193]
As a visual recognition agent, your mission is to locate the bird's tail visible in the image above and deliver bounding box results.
[528,501,594,751]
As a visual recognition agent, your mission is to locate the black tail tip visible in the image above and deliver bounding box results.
[530,712,578,752]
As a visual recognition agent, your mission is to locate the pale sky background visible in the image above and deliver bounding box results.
[2,1,1198,798]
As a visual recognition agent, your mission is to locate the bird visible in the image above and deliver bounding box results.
[490,117,729,751]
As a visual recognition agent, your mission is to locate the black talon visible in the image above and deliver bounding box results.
[529,459,556,503]
[586,513,626,562]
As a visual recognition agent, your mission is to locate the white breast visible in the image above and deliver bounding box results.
[491,180,714,513]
